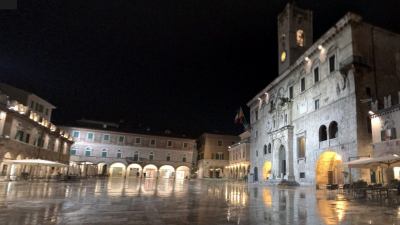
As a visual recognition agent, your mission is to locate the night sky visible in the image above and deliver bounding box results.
[0,0,399,137]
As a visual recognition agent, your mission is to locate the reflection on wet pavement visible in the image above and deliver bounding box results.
[0,178,399,225]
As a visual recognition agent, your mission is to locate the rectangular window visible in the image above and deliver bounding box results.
[101,151,107,158]
[183,143,188,148]
[289,86,293,99]
[45,108,49,116]
[314,99,320,110]
[300,172,306,178]
[167,140,172,147]
[135,137,141,144]
[72,131,80,138]
[329,55,336,73]
[166,154,170,161]
[133,152,139,161]
[298,137,306,158]
[117,152,122,158]
[150,139,156,146]
[103,134,110,141]
[217,140,223,146]
[85,149,91,157]
[314,67,319,83]
[87,132,94,140]
[25,133,30,143]
[70,149,77,155]
[300,78,305,92]
[118,136,125,143]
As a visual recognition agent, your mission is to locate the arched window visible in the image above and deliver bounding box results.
[101,149,108,158]
[85,147,92,157]
[263,145,267,155]
[116,150,122,158]
[329,121,338,139]
[268,143,272,154]
[319,125,327,142]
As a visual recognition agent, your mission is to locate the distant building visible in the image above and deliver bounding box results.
[247,3,400,186]
[62,120,196,179]
[196,133,240,178]
[0,84,73,180]
[227,131,250,180]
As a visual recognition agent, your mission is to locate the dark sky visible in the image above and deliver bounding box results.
[0,0,399,137]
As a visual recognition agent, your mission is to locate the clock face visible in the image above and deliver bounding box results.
[281,51,287,62]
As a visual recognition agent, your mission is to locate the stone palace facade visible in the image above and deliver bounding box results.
[247,3,400,187]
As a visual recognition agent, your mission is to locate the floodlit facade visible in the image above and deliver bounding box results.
[247,3,400,187]
[227,131,250,180]
[0,84,73,180]
[62,120,196,180]
[370,95,400,182]
[196,133,240,178]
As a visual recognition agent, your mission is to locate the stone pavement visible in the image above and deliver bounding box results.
[0,178,399,225]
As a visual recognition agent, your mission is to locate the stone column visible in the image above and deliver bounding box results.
[287,126,297,183]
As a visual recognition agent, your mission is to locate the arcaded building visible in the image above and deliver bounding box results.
[247,3,400,187]
[196,133,240,178]
[0,83,73,180]
[62,120,196,179]
[227,131,250,180]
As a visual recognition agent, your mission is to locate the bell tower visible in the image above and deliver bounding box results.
[278,3,313,74]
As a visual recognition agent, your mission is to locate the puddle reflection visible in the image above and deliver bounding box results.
[0,179,399,225]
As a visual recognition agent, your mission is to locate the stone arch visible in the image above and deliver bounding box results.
[316,151,343,187]
[262,161,272,181]
[3,152,13,160]
[143,164,158,178]
[109,162,126,177]
[176,166,190,179]
[159,165,175,179]
[97,162,108,176]
[319,125,327,142]
[127,163,142,177]
[329,121,338,139]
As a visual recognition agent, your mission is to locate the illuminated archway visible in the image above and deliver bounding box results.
[176,166,190,179]
[143,164,158,178]
[262,161,272,180]
[109,162,126,177]
[159,165,175,179]
[97,162,107,176]
[127,163,142,177]
[316,151,343,186]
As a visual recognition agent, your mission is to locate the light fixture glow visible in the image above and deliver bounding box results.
[305,57,310,62]
[368,110,375,116]
[318,45,323,50]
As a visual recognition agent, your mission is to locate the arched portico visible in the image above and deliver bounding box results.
[127,163,142,177]
[159,165,175,179]
[143,164,158,178]
[316,151,343,187]
[97,162,108,176]
[176,166,190,179]
[109,162,126,177]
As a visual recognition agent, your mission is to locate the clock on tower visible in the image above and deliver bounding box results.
[277,3,313,74]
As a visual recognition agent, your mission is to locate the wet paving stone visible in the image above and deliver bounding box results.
[0,178,400,225]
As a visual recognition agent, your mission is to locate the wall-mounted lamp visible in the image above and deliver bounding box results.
[318,45,323,50]
[368,110,375,116]
[305,57,310,62]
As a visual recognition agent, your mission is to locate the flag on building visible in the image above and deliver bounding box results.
[235,107,245,124]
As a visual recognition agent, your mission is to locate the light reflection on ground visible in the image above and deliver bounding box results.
[0,178,399,225]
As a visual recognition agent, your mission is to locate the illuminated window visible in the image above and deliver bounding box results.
[296,30,305,47]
